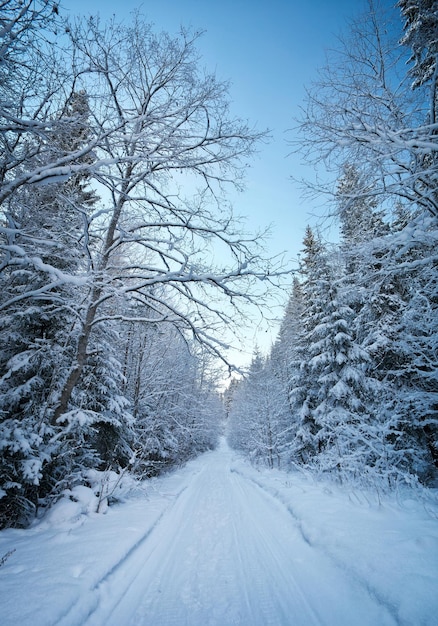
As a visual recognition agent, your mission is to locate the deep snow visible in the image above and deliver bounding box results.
[0,439,437,625]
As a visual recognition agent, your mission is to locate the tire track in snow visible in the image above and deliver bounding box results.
[230,466,402,625]
[58,447,399,625]
[56,484,189,626]
[227,469,323,626]
[86,452,328,626]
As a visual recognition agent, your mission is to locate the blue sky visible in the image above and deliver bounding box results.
[65,0,396,365]
[65,0,367,260]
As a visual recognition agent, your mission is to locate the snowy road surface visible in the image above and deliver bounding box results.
[84,442,394,626]
[1,439,437,625]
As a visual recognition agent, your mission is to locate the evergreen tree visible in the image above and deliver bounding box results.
[398,0,438,97]
[289,227,327,463]
[0,91,98,527]
[374,213,438,483]
[271,276,305,398]
[269,276,306,461]
[228,351,290,468]
[336,165,380,247]
[307,269,381,481]
[294,1,438,486]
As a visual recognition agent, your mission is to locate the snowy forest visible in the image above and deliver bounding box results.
[1,0,437,532]
[228,1,438,490]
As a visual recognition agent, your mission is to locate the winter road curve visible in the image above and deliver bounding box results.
[80,440,396,626]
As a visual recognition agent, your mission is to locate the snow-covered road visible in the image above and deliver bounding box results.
[84,440,394,625]
[1,439,437,625]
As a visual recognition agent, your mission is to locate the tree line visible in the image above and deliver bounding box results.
[228,0,438,489]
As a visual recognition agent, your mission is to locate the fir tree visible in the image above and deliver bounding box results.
[0,91,98,527]
[228,351,290,468]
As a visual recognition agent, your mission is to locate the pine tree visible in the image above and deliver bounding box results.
[398,0,438,96]
[289,227,327,463]
[0,91,98,527]
[307,270,381,480]
[374,213,438,483]
[269,276,306,461]
[286,223,384,481]
[271,277,305,397]
[228,351,290,468]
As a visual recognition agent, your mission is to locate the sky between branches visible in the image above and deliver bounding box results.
[64,0,397,367]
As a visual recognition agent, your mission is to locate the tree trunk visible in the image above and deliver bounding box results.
[51,183,128,422]
[51,296,100,423]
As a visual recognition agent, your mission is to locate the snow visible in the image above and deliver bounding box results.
[0,438,437,625]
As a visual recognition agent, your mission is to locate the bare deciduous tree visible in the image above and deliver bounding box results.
[294,0,438,219]
[34,15,280,421]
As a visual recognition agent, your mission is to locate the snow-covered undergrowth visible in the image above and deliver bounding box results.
[42,468,139,526]
[0,443,437,625]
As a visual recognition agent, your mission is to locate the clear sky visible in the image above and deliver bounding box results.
[64,0,395,368]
